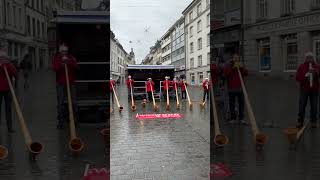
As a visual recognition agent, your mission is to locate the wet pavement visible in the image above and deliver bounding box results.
[110,86,210,180]
[0,70,107,180]
[212,75,320,180]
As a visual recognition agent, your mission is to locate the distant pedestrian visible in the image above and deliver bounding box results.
[52,44,79,129]
[180,78,188,100]
[146,78,154,102]
[223,54,248,124]
[0,48,17,133]
[20,52,32,89]
[126,75,134,101]
[296,52,320,128]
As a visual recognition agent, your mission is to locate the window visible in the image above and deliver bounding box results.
[37,20,40,37]
[312,0,320,9]
[207,13,210,26]
[190,42,194,53]
[198,38,202,50]
[36,0,39,10]
[32,18,35,36]
[190,73,195,85]
[257,38,271,71]
[198,72,203,84]
[206,0,210,8]
[207,34,210,46]
[41,0,44,12]
[32,0,34,8]
[13,5,16,28]
[257,0,268,19]
[189,11,193,22]
[197,20,202,32]
[197,3,202,16]
[19,8,22,30]
[207,52,210,65]
[190,26,193,37]
[281,0,295,15]
[7,3,10,26]
[27,16,31,35]
[190,58,194,69]
[198,55,202,67]
[282,34,297,71]
[41,22,44,38]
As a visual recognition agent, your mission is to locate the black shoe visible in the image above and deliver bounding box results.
[296,122,303,129]
[8,129,15,133]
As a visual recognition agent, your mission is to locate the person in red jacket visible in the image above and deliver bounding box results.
[180,78,188,99]
[162,76,172,100]
[202,78,211,102]
[0,48,17,133]
[146,78,155,102]
[296,52,320,128]
[110,77,116,103]
[126,75,134,101]
[52,44,79,129]
[172,77,179,98]
[223,54,248,124]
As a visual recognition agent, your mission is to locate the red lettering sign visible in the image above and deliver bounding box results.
[136,113,182,120]
[210,163,232,178]
[83,167,109,180]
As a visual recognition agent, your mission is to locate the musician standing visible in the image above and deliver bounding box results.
[146,78,155,102]
[110,77,116,103]
[126,75,134,101]
[0,48,17,133]
[162,76,172,100]
[172,77,179,98]
[223,54,248,124]
[202,78,211,102]
[296,52,320,128]
[180,78,188,100]
[52,44,79,129]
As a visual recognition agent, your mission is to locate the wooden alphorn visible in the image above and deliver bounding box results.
[111,82,123,112]
[211,84,229,146]
[3,66,43,159]
[183,82,192,109]
[150,83,158,111]
[237,68,267,146]
[0,145,8,160]
[129,81,136,111]
[166,81,170,111]
[309,63,313,87]
[174,83,180,109]
[64,64,84,154]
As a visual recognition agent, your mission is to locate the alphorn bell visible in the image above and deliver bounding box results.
[129,81,136,111]
[211,83,229,147]
[111,83,123,112]
[3,66,43,159]
[237,68,267,147]
[174,83,180,109]
[166,80,170,111]
[150,83,159,111]
[0,145,8,160]
[184,82,192,109]
[284,122,309,145]
[64,64,84,154]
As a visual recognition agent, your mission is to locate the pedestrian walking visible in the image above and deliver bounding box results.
[223,54,248,124]
[162,76,171,100]
[52,44,79,129]
[0,48,17,133]
[20,52,32,89]
[126,75,134,101]
[110,77,116,103]
[180,78,188,100]
[146,78,154,102]
[296,52,320,128]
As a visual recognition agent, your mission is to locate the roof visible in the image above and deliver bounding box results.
[182,0,200,15]
[127,65,175,70]
[51,10,109,24]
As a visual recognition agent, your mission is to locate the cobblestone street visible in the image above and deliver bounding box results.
[111,86,210,180]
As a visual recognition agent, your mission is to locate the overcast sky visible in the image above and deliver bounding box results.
[111,0,193,64]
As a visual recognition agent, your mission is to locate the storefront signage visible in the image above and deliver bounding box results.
[136,113,183,120]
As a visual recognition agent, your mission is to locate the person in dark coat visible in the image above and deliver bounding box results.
[296,52,320,128]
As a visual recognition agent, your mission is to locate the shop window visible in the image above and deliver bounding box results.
[257,38,271,71]
[282,34,298,71]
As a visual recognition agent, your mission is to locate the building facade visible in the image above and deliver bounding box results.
[183,0,211,85]
[160,30,172,65]
[170,17,186,78]
[244,0,320,78]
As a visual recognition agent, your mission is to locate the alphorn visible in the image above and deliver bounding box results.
[166,81,170,111]
[237,68,267,147]
[111,82,123,112]
[129,81,136,111]
[0,145,8,160]
[183,82,192,109]
[3,66,43,159]
[211,83,229,146]
[200,83,208,109]
[150,83,159,111]
[284,122,309,145]
[174,83,180,109]
[64,64,84,154]
[309,63,313,87]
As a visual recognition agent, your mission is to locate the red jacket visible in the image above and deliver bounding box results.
[202,81,211,91]
[180,81,188,91]
[162,80,172,91]
[296,61,320,92]
[52,53,78,86]
[146,81,155,92]
[223,64,248,90]
[126,79,134,88]
[110,80,116,91]
[0,63,17,91]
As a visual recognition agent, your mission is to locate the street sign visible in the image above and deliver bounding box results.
[136,113,183,120]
